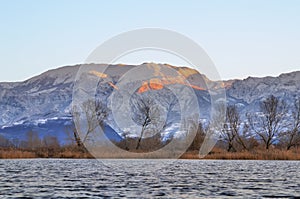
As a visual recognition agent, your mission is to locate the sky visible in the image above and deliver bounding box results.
[0,0,299,81]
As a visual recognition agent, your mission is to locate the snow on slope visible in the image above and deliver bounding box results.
[0,63,299,141]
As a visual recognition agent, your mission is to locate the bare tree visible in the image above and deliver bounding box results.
[72,99,108,146]
[116,89,180,152]
[81,99,99,143]
[248,95,287,150]
[73,129,84,148]
[227,105,248,151]
[95,100,109,129]
[221,122,236,152]
[130,95,162,150]
[280,98,300,150]
[219,105,241,152]
[64,126,83,148]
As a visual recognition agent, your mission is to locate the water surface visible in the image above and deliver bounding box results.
[0,159,299,198]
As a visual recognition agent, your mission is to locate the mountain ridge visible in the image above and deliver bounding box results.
[0,63,299,143]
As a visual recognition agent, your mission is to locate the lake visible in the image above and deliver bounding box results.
[0,159,299,198]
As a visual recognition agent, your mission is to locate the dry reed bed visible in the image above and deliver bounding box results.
[1,147,300,160]
[181,148,300,160]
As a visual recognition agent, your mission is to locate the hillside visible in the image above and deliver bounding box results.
[0,63,299,144]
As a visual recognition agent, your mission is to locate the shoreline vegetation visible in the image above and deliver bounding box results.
[0,146,93,159]
[181,148,300,160]
[1,147,300,160]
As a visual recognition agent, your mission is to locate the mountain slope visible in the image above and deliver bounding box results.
[0,63,299,143]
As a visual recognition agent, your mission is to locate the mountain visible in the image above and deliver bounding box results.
[0,63,299,143]
[227,71,300,116]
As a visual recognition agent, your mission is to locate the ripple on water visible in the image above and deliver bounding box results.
[0,159,300,198]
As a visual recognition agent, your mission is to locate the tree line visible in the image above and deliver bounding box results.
[218,95,300,152]
[69,94,300,154]
[1,95,299,157]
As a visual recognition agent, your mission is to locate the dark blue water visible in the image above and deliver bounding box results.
[0,159,299,198]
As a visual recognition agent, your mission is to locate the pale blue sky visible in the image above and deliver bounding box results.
[0,0,299,81]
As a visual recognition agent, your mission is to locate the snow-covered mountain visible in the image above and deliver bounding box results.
[0,65,78,127]
[0,63,299,142]
[227,71,300,115]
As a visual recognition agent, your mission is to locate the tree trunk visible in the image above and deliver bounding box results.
[136,127,145,150]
